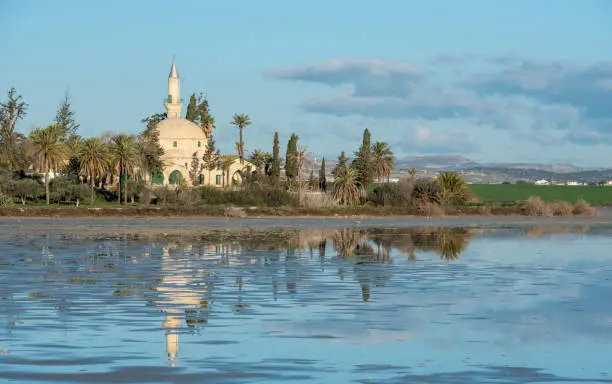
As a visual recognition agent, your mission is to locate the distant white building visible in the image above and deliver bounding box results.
[535,179,550,185]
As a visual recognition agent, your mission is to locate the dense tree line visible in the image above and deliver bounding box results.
[2,86,481,211]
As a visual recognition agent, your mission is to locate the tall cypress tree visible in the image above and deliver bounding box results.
[270,131,281,184]
[352,128,374,188]
[331,151,348,178]
[185,93,198,122]
[285,134,298,180]
[319,158,327,191]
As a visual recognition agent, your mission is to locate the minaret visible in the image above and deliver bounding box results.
[164,58,182,119]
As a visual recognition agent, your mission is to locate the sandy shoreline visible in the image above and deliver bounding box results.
[1,215,612,236]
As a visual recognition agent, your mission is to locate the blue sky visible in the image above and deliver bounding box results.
[2,0,612,166]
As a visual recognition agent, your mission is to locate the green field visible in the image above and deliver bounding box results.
[468,184,612,206]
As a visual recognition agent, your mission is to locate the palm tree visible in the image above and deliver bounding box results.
[78,138,108,206]
[408,167,418,180]
[201,113,216,136]
[248,149,269,173]
[29,124,67,205]
[111,134,139,206]
[371,141,394,185]
[229,113,252,164]
[221,156,233,187]
[437,171,469,205]
[332,167,360,205]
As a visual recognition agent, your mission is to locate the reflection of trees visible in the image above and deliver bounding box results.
[525,225,590,238]
[9,226,479,367]
[368,227,473,262]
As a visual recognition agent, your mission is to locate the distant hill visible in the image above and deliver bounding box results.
[392,155,611,184]
[395,155,477,171]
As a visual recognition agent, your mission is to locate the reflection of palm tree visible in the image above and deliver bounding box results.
[436,232,468,261]
[332,229,367,257]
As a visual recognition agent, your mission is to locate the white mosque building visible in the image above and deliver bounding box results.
[152,59,253,187]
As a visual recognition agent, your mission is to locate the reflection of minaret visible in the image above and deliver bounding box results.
[157,245,209,366]
[164,315,180,365]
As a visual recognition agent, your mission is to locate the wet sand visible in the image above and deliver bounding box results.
[2,215,612,236]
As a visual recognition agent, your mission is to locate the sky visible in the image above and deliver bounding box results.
[2,0,612,167]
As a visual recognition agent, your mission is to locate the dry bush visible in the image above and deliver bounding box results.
[524,196,552,217]
[223,207,247,218]
[476,205,492,216]
[573,198,597,216]
[549,200,573,216]
[414,200,444,217]
[301,191,337,208]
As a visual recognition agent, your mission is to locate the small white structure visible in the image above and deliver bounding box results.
[534,179,550,185]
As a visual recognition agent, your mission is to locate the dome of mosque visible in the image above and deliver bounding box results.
[155,118,205,140]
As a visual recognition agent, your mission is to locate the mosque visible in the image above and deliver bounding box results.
[152,59,253,187]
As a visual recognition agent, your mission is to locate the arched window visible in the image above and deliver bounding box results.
[173,141,178,148]
[197,141,201,148]
[151,173,164,185]
[198,174,205,185]
[169,170,183,185]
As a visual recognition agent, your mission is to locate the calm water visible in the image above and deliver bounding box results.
[1,222,612,383]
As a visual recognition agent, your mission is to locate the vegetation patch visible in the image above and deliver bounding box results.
[469,184,612,206]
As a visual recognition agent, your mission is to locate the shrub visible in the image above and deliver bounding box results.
[301,191,337,208]
[153,186,177,205]
[200,186,229,205]
[550,200,573,216]
[177,186,201,205]
[414,200,444,217]
[411,180,442,204]
[0,192,13,207]
[6,178,41,205]
[524,196,551,217]
[368,178,414,206]
[368,183,400,206]
[573,198,597,216]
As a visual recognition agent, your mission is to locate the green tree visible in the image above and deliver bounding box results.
[6,178,40,205]
[111,134,139,206]
[198,97,216,135]
[270,132,281,184]
[372,141,394,185]
[29,124,68,205]
[61,134,83,178]
[331,151,348,178]
[137,128,165,183]
[408,167,418,180]
[54,91,79,139]
[201,134,221,184]
[220,156,233,187]
[351,128,374,189]
[0,87,28,172]
[185,93,198,122]
[248,149,269,173]
[79,137,108,206]
[437,171,470,205]
[308,169,316,189]
[188,152,203,186]
[319,158,327,191]
[333,167,360,205]
[141,112,167,135]
[230,113,251,164]
[284,134,298,181]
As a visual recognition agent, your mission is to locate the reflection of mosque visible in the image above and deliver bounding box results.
[151,228,475,363]
[156,245,212,365]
